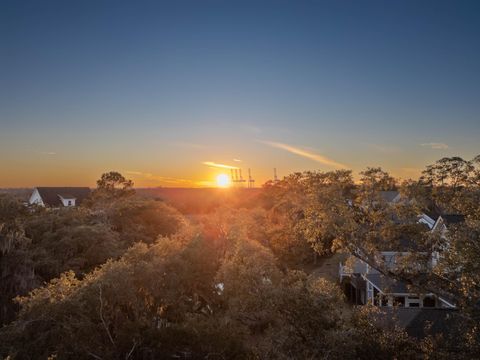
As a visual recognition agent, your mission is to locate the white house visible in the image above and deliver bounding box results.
[29,187,91,208]
[339,200,462,309]
[339,254,456,309]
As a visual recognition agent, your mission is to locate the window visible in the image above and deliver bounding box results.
[383,254,395,268]
[68,200,72,206]
[407,296,421,308]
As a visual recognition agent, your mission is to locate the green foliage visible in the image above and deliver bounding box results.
[0,195,37,324]
[22,209,120,278]
[255,273,348,359]
[101,197,187,244]
[0,179,187,327]
[419,156,480,212]
[88,172,186,244]
[260,173,318,264]
[88,171,135,204]
[96,171,134,193]
[1,157,480,358]
[360,167,397,191]
[350,306,420,359]
[0,233,241,359]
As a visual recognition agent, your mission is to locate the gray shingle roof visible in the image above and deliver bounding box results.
[365,273,408,293]
[441,214,465,225]
[376,307,461,339]
[379,190,400,203]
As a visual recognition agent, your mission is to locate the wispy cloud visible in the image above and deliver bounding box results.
[420,142,449,150]
[202,161,239,170]
[39,151,57,155]
[259,140,347,169]
[233,158,242,162]
[125,171,195,186]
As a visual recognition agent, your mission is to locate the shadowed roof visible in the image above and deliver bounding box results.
[441,214,465,225]
[379,190,400,203]
[365,273,408,293]
[376,308,461,339]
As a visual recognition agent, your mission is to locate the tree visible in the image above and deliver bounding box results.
[3,157,480,358]
[349,306,420,359]
[97,171,134,192]
[419,156,476,212]
[328,162,480,357]
[89,171,135,203]
[100,197,187,245]
[255,272,350,359]
[258,170,356,264]
[421,157,473,188]
[0,195,37,325]
[88,172,186,245]
[0,232,231,359]
[360,167,397,192]
[259,173,317,264]
[298,170,355,262]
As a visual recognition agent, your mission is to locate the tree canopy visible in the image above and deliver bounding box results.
[1,163,479,359]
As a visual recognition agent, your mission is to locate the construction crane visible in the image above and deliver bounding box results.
[273,168,279,183]
[231,168,246,187]
[248,168,255,188]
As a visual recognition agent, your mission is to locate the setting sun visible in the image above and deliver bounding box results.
[216,174,231,188]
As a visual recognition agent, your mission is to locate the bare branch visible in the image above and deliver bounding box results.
[98,284,115,347]
[87,351,104,360]
[125,340,137,359]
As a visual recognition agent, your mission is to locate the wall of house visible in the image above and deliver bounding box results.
[374,294,439,308]
[29,189,44,206]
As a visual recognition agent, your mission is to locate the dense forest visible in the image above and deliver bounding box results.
[1,156,479,359]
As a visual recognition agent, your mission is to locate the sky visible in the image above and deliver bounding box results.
[1,0,480,187]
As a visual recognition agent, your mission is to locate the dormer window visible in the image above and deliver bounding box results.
[58,195,76,207]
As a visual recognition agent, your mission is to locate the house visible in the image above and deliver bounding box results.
[29,187,91,208]
[418,211,439,229]
[339,204,463,309]
[339,255,455,309]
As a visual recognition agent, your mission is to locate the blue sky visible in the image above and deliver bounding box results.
[1,0,479,187]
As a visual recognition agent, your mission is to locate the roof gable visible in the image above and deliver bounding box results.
[432,214,465,231]
[379,190,401,203]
